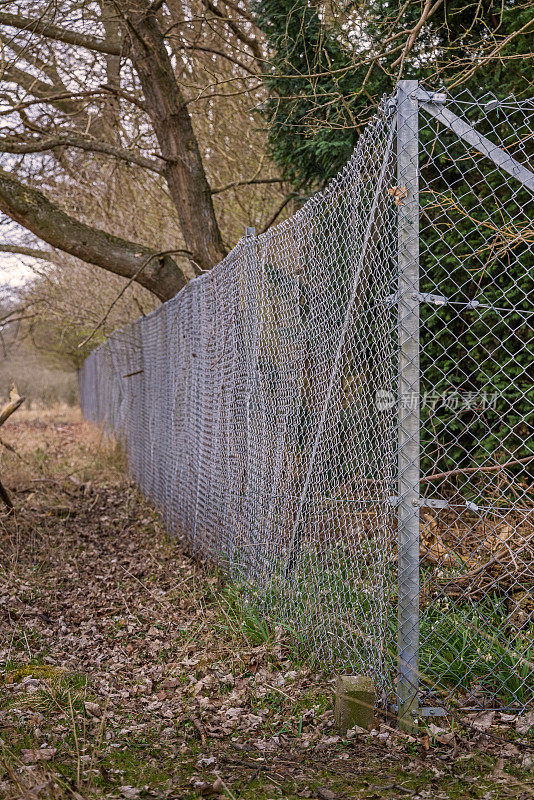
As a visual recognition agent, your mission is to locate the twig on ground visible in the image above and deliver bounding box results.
[87,697,110,790]
[68,689,81,789]
[214,772,238,800]
[189,711,207,745]
[0,478,14,514]
[0,383,25,513]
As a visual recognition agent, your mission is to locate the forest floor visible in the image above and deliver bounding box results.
[0,408,533,800]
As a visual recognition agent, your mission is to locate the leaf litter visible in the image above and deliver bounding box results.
[0,408,533,800]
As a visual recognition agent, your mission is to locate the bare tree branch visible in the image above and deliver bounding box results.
[220,0,255,25]
[77,248,193,349]
[391,0,444,70]
[212,177,284,194]
[446,15,534,88]
[118,0,226,270]
[99,83,149,112]
[0,135,164,173]
[201,0,263,64]
[0,168,191,300]
[0,313,39,327]
[181,43,258,75]
[5,37,70,93]
[0,243,60,264]
[420,454,534,484]
[260,192,298,232]
[0,11,125,56]
[2,65,87,117]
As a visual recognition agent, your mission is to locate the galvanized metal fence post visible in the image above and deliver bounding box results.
[396,80,421,728]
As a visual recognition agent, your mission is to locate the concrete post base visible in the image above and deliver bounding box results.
[334,675,375,734]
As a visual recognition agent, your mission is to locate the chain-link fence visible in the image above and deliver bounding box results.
[79,82,533,724]
[408,84,534,719]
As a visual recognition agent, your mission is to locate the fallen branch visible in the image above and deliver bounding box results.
[0,480,14,514]
[420,454,534,484]
[0,389,25,427]
[0,383,25,514]
[0,436,21,456]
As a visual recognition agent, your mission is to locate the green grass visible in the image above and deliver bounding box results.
[1,667,89,717]
[213,581,276,646]
[215,549,534,710]
[419,597,534,707]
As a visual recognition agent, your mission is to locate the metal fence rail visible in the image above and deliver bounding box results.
[79,83,534,724]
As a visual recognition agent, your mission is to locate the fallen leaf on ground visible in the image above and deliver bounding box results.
[120,787,140,799]
[21,748,57,763]
[345,725,367,738]
[516,709,534,734]
[419,733,430,751]
[429,723,454,745]
[317,788,336,800]
[470,711,495,731]
[84,701,101,717]
[493,757,505,777]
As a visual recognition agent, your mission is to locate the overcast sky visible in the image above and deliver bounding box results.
[1,257,35,297]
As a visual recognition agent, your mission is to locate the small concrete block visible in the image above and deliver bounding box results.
[334,675,375,734]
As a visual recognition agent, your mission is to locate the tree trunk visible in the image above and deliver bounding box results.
[122,0,227,271]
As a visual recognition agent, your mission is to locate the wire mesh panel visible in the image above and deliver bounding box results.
[79,100,399,693]
[415,90,534,712]
[79,84,534,718]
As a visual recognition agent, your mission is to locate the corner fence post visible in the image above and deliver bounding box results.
[396,80,420,729]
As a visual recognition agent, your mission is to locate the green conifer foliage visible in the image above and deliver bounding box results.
[254,0,533,189]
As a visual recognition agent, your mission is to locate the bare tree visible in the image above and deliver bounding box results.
[0,0,281,300]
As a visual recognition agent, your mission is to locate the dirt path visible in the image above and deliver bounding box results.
[0,409,532,799]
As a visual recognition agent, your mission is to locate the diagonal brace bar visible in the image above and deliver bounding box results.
[420,102,534,193]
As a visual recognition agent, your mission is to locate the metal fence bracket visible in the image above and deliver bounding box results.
[415,292,448,306]
[414,88,448,105]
